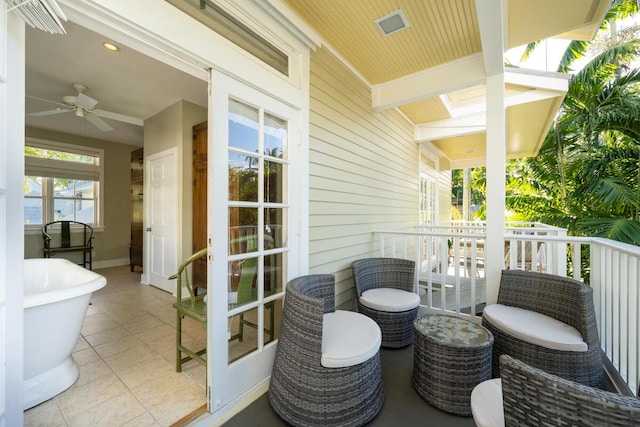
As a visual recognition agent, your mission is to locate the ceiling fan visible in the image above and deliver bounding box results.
[28,83,143,132]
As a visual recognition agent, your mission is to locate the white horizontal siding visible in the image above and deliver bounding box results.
[308,47,418,308]
[439,170,452,223]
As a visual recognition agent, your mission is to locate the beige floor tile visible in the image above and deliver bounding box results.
[144,334,176,364]
[92,334,144,359]
[81,317,120,336]
[73,336,90,353]
[114,354,174,389]
[136,324,175,344]
[72,347,101,367]
[123,315,165,334]
[24,398,67,427]
[83,325,132,347]
[85,304,104,316]
[56,372,128,418]
[103,344,157,374]
[66,391,146,427]
[122,412,161,427]
[81,312,112,326]
[131,373,206,427]
[182,362,207,389]
[75,359,115,387]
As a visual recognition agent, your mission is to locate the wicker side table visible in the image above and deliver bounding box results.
[412,314,493,416]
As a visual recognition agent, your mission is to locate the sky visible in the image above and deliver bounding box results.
[504,15,640,73]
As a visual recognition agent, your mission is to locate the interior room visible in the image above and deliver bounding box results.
[22,19,215,426]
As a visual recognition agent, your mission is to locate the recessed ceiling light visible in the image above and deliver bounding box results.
[103,42,119,52]
[374,9,409,37]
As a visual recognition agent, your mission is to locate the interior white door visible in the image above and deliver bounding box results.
[145,148,178,294]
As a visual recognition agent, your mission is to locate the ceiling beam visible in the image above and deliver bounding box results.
[371,54,486,111]
[475,0,506,77]
[415,114,486,141]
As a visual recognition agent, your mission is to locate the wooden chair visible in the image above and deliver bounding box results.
[42,220,94,269]
[228,234,276,344]
[170,248,208,372]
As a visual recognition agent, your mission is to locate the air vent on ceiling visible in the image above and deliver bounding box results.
[374,9,409,37]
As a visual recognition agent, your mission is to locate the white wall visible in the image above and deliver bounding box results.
[308,47,418,308]
[144,100,207,263]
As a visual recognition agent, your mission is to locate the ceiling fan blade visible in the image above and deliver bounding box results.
[26,95,68,107]
[93,109,144,126]
[86,113,114,132]
[29,108,72,117]
[75,92,98,110]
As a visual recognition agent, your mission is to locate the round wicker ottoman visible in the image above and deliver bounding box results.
[412,314,493,416]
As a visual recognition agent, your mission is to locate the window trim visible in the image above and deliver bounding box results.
[24,137,104,231]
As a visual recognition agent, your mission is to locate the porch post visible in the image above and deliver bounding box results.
[484,72,506,305]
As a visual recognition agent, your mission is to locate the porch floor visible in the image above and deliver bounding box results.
[222,344,476,427]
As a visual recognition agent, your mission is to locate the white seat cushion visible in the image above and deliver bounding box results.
[360,288,420,312]
[471,378,504,427]
[321,310,381,368]
[483,304,587,352]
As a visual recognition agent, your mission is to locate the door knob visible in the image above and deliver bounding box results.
[146,227,152,232]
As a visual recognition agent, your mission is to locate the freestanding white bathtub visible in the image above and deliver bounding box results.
[23,258,106,410]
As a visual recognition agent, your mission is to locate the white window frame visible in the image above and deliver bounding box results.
[24,137,104,232]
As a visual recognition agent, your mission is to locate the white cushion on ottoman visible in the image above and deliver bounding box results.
[483,304,587,352]
[471,378,504,427]
[360,288,420,312]
[321,310,381,368]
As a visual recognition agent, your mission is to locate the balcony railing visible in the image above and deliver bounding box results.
[374,223,640,396]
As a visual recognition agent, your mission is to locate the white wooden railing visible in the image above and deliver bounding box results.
[374,224,640,396]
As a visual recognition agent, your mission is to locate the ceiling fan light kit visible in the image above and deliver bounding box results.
[28,82,144,132]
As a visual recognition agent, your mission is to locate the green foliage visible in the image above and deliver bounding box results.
[506,29,640,245]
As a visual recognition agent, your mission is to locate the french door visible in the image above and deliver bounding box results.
[208,71,298,412]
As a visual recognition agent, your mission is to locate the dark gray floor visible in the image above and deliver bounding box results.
[224,344,476,426]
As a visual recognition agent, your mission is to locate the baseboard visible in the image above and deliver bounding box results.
[92,258,129,270]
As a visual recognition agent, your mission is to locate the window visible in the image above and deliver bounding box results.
[165,0,289,76]
[24,138,103,228]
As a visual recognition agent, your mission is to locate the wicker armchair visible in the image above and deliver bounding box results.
[471,355,640,427]
[482,269,603,388]
[351,258,420,348]
[268,274,384,427]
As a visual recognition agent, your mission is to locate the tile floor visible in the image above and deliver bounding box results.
[24,265,208,427]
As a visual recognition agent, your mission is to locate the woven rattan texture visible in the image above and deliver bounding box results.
[352,258,418,348]
[268,274,384,427]
[482,269,604,388]
[412,315,493,416]
[500,355,640,426]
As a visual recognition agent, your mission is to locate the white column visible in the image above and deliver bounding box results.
[484,73,506,305]
[2,10,25,426]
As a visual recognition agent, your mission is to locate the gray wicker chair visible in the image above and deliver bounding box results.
[351,257,419,348]
[268,274,384,427]
[471,355,640,427]
[482,269,604,388]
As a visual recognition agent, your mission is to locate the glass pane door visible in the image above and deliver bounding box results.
[209,72,297,413]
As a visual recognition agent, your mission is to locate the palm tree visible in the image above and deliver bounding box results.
[509,40,640,244]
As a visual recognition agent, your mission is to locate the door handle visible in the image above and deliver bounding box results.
[146,227,152,232]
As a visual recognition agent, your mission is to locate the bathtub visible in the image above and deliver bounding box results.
[23,258,106,410]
